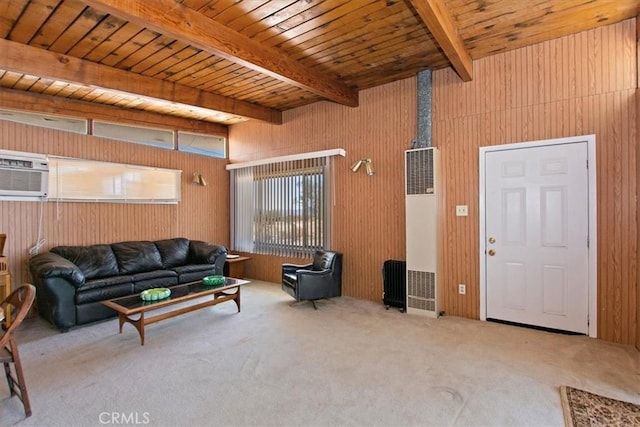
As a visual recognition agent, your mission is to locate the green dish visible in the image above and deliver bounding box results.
[140,288,171,301]
[202,275,225,286]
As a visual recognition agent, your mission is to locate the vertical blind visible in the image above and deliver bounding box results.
[231,156,333,257]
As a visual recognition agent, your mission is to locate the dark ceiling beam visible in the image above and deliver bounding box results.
[83,0,359,107]
[0,38,282,124]
[408,0,473,81]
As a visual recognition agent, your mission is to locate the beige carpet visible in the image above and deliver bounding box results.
[2,281,640,426]
[561,385,640,426]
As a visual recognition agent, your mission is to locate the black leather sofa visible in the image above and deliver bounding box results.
[29,238,227,331]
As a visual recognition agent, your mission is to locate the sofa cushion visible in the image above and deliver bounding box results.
[154,238,189,268]
[76,283,134,305]
[51,244,119,280]
[133,275,178,292]
[111,241,163,274]
[78,275,134,292]
[132,269,177,282]
[172,264,215,275]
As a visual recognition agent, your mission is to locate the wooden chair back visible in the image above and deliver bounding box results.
[1,284,36,347]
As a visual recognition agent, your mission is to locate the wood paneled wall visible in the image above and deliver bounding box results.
[229,78,416,302]
[0,121,230,290]
[433,19,637,345]
[231,19,638,345]
[636,17,640,352]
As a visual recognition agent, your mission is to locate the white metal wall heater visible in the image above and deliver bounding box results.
[405,147,439,317]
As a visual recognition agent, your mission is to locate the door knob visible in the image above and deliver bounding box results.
[488,249,496,256]
[488,237,496,244]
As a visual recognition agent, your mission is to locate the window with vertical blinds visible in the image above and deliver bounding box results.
[229,150,344,257]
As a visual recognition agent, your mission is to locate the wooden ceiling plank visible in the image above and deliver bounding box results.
[317,30,437,71]
[42,80,72,97]
[285,3,415,59]
[212,0,272,24]
[100,28,161,67]
[83,21,141,62]
[187,0,245,20]
[183,58,250,90]
[0,1,29,39]
[8,0,61,44]
[0,71,23,87]
[117,37,185,74]
[65,13,126,58]
[222,0,299,32]
[274,1,392,52]
[166,52,225,84]
[82,0,359,107]
[0,87,229,136]
[246,0,327,42]
[172,58,235,89]
[60,84,94,100]
[408,0,473,81]
[258,0,343,36]
[231,77,286,99]
[0,39,282,124]
[158,49,214,81]
[30,0,83,49]
[30,77,58,93]
[262,0,374,46]
[136,45,201,78]
[11,74,40,91]
[298,12,432,69]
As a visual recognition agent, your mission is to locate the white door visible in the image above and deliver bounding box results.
[484,142,589,333]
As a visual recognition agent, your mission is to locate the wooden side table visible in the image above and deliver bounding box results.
[224,256,251,278]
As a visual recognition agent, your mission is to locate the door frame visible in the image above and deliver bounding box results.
[478,135,597,337]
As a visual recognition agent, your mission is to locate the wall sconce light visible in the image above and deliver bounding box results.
[192,172,207,186]
[350,158,375,176]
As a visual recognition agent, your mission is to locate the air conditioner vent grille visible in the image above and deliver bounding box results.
[406,148,434,195]
[0,169,43,192]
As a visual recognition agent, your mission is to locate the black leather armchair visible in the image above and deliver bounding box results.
[282,250,343,309]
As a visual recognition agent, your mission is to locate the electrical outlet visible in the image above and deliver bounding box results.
[456,205,468,216]
[458,284,466,295]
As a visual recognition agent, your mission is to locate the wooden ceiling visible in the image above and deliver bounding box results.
[0,0,638,130]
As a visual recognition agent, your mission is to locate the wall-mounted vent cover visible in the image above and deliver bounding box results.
[406,148,434,195]
[407,270,436,313]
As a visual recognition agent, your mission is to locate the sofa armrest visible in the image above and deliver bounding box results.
[282,263,313,275]
[29,252,85,331]
[189,241,228,275]
[29,252,85,287]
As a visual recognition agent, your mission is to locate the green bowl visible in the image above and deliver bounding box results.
[140,288,171,301]
[203,275,225,286]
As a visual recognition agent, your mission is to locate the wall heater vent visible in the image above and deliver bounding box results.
[405,147,439,317]
[406,148,434,194]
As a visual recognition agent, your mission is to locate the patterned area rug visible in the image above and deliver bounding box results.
[560,386,640,426]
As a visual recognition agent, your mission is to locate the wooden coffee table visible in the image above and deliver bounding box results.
[102,277,250,345]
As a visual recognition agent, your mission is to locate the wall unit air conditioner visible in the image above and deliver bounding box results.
[405,147,439,317]
[0,149,49,199]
